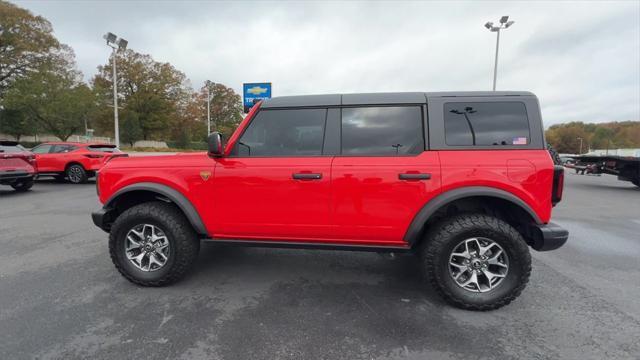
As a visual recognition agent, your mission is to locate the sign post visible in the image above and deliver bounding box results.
[243,83,272,113]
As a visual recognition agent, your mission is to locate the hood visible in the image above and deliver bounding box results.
[104,152,210,169]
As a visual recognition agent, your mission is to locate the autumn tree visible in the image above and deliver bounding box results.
[171,91,207,147]
[92,50,190,141]
[0,1,60,98]
[202,82,243,139]
[545,121,640,154]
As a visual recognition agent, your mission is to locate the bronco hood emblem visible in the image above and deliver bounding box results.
[200,171,211,181]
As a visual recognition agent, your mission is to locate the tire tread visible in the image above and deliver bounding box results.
[109,202,199,286]
[420,213,531,311]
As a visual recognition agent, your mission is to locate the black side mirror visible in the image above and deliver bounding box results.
[207,132,224,157]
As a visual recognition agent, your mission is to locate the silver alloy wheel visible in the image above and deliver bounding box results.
[124,224,170,272]
[68,166,83,183]
[448,237,509,293]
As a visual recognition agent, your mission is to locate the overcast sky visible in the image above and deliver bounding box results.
[15,0,640,126]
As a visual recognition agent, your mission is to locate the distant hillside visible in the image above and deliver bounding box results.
[545,121,640,154]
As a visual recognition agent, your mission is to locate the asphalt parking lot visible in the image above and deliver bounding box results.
[1,173,639,359]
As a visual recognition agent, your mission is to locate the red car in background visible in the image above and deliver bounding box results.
[0,140,37,192]
[32,142,127,184]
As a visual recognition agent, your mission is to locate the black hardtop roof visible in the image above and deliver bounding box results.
[261,91,535,108]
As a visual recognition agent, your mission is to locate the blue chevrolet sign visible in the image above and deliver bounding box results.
[243,83,272,113]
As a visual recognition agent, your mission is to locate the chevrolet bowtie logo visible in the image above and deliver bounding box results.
[247,86,268,95]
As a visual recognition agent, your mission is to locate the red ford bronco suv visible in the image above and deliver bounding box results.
[92,91,567,310]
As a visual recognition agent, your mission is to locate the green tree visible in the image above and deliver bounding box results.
[120,111,143,147]
[590,127,615,149]
[0,107,36,140]
[4,57,96,141]
[0,1,60,97]
[92,50,189,141]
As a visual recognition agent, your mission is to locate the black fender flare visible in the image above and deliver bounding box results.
[105,182,207,235]
[403,186,542,245]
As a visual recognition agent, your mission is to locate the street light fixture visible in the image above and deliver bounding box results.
[484,15,515,91]
[103,32,128,148]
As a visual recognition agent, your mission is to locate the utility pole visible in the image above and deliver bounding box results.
[484,16,515,91]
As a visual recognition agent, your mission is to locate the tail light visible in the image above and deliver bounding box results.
[84,154,104,159]
[552,165,564,206]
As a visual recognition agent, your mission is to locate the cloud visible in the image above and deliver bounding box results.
[15,0,640,126]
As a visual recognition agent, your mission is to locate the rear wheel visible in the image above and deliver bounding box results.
[109,202,200,286]
[419,213,531,310]
[11,179,34,192]
[66,164,87,184]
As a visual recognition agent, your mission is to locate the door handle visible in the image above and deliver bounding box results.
[292,173,322,180]
[399,173,431,180]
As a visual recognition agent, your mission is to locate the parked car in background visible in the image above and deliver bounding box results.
[32,142,127,184]
[0,140,37,192]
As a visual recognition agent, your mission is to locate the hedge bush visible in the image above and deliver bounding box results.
[165,141,207,150]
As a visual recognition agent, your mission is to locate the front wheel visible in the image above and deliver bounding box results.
[419,213,531,310]
[109,202,200,286]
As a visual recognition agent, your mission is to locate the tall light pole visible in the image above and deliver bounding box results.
[484,16,514,91]
[205,80,215,134]
[103,32,128,148]
[577,137,583,154]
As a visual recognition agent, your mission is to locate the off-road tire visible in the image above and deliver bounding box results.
[109,201,200,286]
[419,213,531,311]
[66,164,87,184]
[11,179,34,192]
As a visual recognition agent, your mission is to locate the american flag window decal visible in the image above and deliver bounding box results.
[512,137,528,145]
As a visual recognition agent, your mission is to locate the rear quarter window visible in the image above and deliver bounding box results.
[444,102,530,146]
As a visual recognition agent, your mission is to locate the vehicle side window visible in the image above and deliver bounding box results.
[341,106,424,156]
[444,102,530,146]
[233,108,327,157]
[52,145,77,153]
[31,144,53,154]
